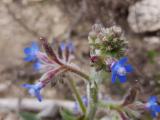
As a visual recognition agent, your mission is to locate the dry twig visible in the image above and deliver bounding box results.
[0,98,74,118]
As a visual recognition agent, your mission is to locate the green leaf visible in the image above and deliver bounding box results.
[60,108,77,120]
[147,50,158,63]
[19,112,39,120]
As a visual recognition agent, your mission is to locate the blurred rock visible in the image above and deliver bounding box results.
[0,112,6,120]
[4,113,19,120]
[128,0,160,33]
[143,37,160,49]
[0,1,67,69]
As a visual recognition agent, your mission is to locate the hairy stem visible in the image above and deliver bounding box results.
[98,100,121,110]
[67,74,86,114]
[65,65,90,81]
[88,82,98,120]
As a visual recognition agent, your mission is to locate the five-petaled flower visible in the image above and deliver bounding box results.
[146,96,160,118]
[24,42,42,70]
[24,42,40,62]
[22,82,44,102]
[33,60,42,71]
[111,57,134,83]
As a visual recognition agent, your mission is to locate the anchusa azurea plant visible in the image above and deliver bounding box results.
[22,24,160,120]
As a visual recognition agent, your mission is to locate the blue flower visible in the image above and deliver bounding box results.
[111,57,134,83]
[82,96,88,106]
[60,41,74,53]
[33,60,42,71]
[66,41,74,53]
[60,42,66,51]
[146,96,160,118]
[22,82,43,102]
[24,42,40,62]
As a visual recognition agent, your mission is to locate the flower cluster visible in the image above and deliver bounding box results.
[22,38,75,102]
[89,24,128,72]
[89,24,134,83]
[21,25,160,119]
[89,24,128,58]
[88,24,160,119]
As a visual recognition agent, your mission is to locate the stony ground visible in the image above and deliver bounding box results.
[0,0,160,120]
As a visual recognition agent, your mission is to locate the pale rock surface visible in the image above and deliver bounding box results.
[0,1,68,69]
[143,37,160,49]
[128,0,160,33]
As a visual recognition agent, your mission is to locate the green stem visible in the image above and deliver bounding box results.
[88,82,98,120]
[98,100,121,110]
[67,74,87,114]
[65,65,90,81]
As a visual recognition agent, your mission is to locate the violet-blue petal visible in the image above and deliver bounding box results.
[152,106,160,112]
[111,57,134,84]
[24,56,35,62]
[151,111,157,118]
[34,89,42,102]
[118,57,128,65]
[67,41,74,53]
[21,83,43,102]
[118,75,127,83]
[147,96,160,118]
[23,42,40,62]
[60,42,66,51]
[21,84,33,89]
[24,47,32,55]
[125,64,134,73]
[82,96,88,106]
[33,61,42,71]
[111,71,117,83]
[73,102,79,113]
[149,96,157,103]
[31,42,39,51]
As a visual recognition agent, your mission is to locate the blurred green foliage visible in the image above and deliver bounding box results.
[19,112,39,120]
[147,50,158,63]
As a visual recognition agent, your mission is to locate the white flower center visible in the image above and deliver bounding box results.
[29,89,36,97]
[146,102,157,108]
[117,67,126,76]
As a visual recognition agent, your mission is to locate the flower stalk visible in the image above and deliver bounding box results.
[88,82,98,120]
[65,64,90,81]
[67,74,87,114]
